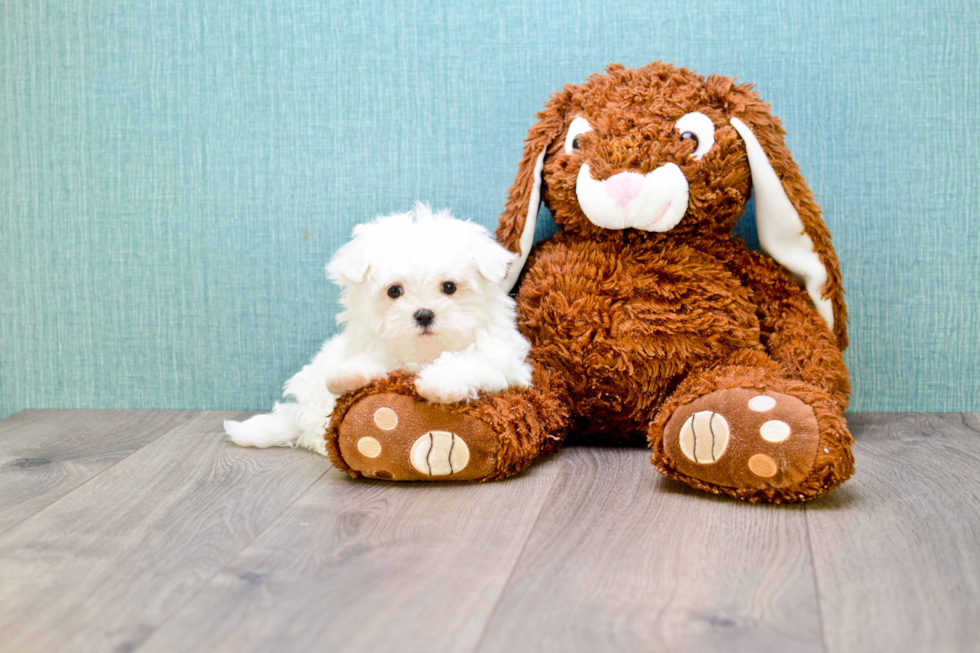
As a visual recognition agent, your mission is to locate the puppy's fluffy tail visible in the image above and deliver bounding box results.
[224,403,305,450]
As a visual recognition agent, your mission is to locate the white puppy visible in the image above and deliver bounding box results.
[224,204,533,455]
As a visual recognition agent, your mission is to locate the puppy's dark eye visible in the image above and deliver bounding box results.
[681,131,699,148]
[387,285,403,299]
[571,136,582,150]
[441,281,457,295]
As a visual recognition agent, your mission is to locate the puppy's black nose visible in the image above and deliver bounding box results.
[414,309,435,328]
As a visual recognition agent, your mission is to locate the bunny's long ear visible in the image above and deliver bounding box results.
[728,88,848,349]
[496,93,570,292]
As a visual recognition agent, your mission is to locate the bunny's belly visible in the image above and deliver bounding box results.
[516,234,763,442]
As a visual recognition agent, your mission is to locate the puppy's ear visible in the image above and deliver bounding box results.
[326,236,370,286]
[496,90,571,292]
[726,84,848,348]
[471,235,518,286]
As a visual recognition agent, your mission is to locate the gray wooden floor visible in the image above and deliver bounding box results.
[0,411,978,653]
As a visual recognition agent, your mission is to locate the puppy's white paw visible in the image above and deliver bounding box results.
[415,373,478,404]
[327,363,388,395]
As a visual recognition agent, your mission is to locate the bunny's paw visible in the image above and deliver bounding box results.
[658,388,822,496]
[328,392,499,481]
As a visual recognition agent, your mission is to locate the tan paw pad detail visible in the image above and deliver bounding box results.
[335,393,498,481]
[760,420,791,442]
[373,407,398,430]
[748,395,776,412]
[748,453,778,478]
[678,411,729,464]
[662,389,821,490]
[356,436,382,458]
[410,431,470,476]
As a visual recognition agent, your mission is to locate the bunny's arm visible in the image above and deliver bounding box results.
[701,238,851,410]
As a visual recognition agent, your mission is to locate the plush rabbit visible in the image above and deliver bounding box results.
[325,62,853,502]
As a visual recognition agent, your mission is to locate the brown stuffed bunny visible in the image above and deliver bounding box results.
[325,62,853,503]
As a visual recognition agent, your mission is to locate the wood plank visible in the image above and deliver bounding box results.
[0,410,195,535]
[807,413,980,653]
[0,411,331,653]
[134,456,565,653]
[476,447,824,653]
[2,411,974,653]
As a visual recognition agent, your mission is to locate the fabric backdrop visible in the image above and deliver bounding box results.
[2,0,978,418]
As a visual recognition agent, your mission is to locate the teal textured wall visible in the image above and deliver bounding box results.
[2,0,978,418]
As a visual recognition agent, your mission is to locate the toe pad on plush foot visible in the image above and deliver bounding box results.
[663,389,820,490]
[336,393,498,481]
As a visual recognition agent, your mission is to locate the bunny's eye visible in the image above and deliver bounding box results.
[387,284,403,299]
[564,116,593,155]
[675,112,715,161]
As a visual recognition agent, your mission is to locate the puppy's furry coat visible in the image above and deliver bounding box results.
[225,204,533,455]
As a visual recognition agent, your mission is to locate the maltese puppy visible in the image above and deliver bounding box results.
[224,204,533,455]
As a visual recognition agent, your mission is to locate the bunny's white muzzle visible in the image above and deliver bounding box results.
[576,163,689,232]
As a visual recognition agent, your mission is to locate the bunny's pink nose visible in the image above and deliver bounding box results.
[604,171,644,207]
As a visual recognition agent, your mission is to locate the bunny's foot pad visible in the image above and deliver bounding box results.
[660,389,820,492]
[333,393,499,481]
